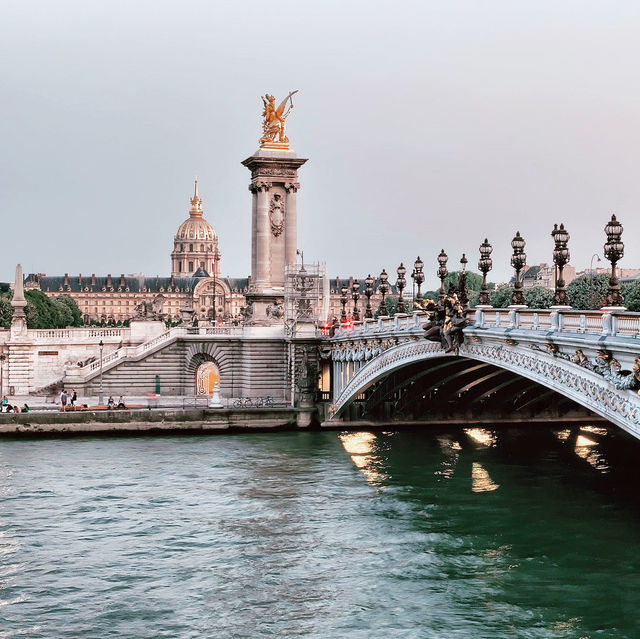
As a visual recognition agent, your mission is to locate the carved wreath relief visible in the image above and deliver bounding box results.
[269,193,285,237]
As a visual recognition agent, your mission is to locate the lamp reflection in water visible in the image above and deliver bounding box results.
[471,462,500,493]
[435,437,461,480]
[339,432,386,485]
[556,426,610,473]
[465,428,497,447]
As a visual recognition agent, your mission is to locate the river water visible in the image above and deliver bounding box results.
[1,425,640,638]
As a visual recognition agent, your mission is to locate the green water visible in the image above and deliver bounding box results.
[1,425,639,637]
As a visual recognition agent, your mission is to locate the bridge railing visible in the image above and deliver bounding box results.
[332,308,640,340]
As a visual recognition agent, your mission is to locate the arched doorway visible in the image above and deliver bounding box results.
[196,361,220,395]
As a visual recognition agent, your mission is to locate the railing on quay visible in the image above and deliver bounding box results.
[31,327,128,341]
[331,308,640,340]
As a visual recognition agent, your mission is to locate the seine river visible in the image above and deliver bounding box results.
[1,426,640,638]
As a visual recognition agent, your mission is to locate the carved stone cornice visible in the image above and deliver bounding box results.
[248,181,272,194]
[284,181,300,193]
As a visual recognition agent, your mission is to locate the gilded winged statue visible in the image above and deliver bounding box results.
[260,90,298,145]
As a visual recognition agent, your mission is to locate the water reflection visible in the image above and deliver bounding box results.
[339,431,386,485]
[465,427,497,447]
[471,462,500,493]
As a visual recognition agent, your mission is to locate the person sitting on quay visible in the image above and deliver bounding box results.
[107,396,115,410]
[117,396,126,409]
[22,404,29,413]
[1,395,8,412]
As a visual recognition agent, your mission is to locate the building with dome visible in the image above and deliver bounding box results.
[25,180,249,325]
[171,180,220,278]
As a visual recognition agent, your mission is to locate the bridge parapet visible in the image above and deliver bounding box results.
[329,308,640,438]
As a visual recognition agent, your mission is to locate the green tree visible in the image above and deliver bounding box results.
[623,280,640,311]
[0,295,12,329]
[56,294,83,326]
[490,286,513,308]
[524,287,554,309]
[443,270,483,292]
[567,274,611,310]
[23,290,82,329]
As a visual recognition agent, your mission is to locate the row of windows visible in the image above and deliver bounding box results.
[176,243,214,252]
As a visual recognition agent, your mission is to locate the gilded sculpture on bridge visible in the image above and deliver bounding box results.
[260,91,298,146]
[421,294,468,354]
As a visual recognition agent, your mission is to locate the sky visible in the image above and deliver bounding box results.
[2,0,640,290]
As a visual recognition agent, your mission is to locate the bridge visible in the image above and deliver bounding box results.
[328,307,640,440]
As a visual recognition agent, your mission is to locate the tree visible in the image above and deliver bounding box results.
[567,274,611,310]
[0,295,12,329]
[623,280,640,312]
[443,270,483,292]
[56,294,83,327]
[490,286,513,308]
[524,287,554,309]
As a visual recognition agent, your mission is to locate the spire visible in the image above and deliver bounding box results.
[190,176,202,216]
[12,264,26,307]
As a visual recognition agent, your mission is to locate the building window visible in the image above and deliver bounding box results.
[200,244,204,252]
[178,261,182,272]
[189,243,194,252]
[189,261,194,272]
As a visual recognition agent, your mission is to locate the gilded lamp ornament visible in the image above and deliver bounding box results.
[260,90,298,148]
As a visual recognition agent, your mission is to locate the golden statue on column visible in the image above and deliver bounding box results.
[260,90,298,148]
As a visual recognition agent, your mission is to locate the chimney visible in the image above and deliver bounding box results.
[63,273,69,286]
[91,273,96,285]
[106,274,112,287]
[78,273,82,285]
[119,274,126,287]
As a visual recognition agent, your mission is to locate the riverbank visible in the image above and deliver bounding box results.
[0,407,318,436]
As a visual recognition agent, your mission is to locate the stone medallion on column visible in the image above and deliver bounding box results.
[241,91,307,324]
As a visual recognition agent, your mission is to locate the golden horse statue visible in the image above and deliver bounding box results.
[260,90,298,145]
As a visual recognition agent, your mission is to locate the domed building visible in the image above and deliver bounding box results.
[171,179,220,278]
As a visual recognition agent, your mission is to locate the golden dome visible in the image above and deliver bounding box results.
[174,179,217,242]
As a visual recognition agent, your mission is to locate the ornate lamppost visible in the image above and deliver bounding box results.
[457,254,469,307]
[98,339,104,405]
[351,280,361,321]
[364,274,375,319]
[603,214,625,308]
[340,285,349,322]
[396,263,407,313]
[437,250,448,301]
[478,238,493,306]
[412,256,424,302]
[378,269,390,316]
[551,223,570,306]
[510,231,527,306]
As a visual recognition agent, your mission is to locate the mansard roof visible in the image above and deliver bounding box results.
[26,273,250,295]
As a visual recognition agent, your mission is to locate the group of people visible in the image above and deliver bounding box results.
[1,396,29,413]
[59,389,78,408]
[107,396,127,410]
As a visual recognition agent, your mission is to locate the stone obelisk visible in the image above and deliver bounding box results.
[8,263,32,396]
[242,91,307,324]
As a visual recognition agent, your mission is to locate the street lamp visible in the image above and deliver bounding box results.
[364,274,375,319]
[457,254,469,307]
[551,223,570,306]
[378,269,390,316]
[478,238,493,306]
[589,253,601,309]
[437,250,448,301]
[340,286,349,323]
[98,339,104,405]
[412,256,424,302]
[351,280,361,322]
[510,231,527,306]
[396,263,407,313]
[603,214,625,308]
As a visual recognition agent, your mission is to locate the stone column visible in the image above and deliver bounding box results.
[254,181,271,291]
[284,182,300,267]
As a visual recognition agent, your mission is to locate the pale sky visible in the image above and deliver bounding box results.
[2,0,639,289]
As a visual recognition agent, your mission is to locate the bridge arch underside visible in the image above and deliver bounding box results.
[338,356,604,427]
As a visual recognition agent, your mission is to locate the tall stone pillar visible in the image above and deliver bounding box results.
[242,149,307,324]
[8,264,33,396]
[284,182,300,268]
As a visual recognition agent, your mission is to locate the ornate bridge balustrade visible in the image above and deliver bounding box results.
[329,308,640,440]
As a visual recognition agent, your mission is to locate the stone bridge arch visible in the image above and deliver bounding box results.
[185,342,234,397]
[332,339,640,439]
